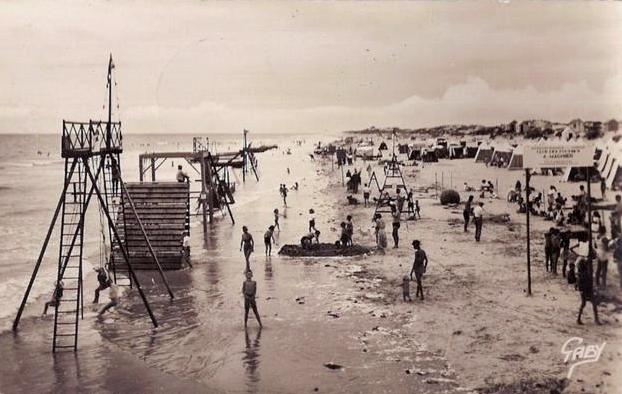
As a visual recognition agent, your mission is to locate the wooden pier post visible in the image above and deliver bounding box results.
[150,158,156,181]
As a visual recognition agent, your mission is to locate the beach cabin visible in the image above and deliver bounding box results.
[507,145,524,170]
[489,143,513,167]
[421,148,438,162]
[474,143,494,163]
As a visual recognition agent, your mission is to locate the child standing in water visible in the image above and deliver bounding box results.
[240,226,254,272]
[264,225,277,257]
[242,271,262,328]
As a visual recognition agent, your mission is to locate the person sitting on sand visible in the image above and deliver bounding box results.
[264,225,277,257]
[242,270,262,328]
[464,182,474,192]
[43,281,64,315]
[409,240,428,301]
[93,267,112,303]
[240,226,254,272]
[400,275,412,302]
[300,230,320,249]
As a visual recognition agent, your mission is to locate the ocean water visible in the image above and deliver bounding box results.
[0,132,332,332]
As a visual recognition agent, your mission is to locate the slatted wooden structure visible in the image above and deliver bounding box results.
[113,182,190,270]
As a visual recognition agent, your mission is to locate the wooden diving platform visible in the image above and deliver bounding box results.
[113,182,190,270]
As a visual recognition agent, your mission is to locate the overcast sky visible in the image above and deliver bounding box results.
[1,1,621,134]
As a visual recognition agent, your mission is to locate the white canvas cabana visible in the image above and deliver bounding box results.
[474,143,494,163]
[507,145,523,170]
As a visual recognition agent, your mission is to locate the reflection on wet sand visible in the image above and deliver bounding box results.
[243,328,262,393]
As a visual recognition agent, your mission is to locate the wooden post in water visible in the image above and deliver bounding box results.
[150,158,156,181]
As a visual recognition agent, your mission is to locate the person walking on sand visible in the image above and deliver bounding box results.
[240,226,255,272]
[273,208,281,231]
[43,281,64,315]
[415,200,421,219]
[264,225,277,257]
[472,202,484,242]
[463,195,474,232]
[576,257,601,325]
[391,205,401,248]
[242,270,262,328]
[410,240,428,301]
[98,283,120,317]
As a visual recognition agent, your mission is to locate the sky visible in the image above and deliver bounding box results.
[1,1,621,134]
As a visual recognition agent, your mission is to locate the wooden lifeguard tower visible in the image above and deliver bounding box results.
[13,56,173,352]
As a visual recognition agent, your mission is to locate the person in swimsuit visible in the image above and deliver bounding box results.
[240,226,254,272]
[362,184,371,207]
[391,205,401,248]
[409,240,428,300]
[273,208,281,231]
[264,225,277,257]
[242,270,262,328]
[345,215,354,246]
[43,281,63,315]
[308,209,317,233]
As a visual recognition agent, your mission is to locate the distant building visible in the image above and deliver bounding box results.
[606,119,619,132]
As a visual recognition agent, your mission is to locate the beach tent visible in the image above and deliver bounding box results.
[421,149,438,162]
[448,144,465,159]
[474,143,494,163]
[490,143,513,167]
[434,145,449,159]
[507,145,524,170]
[378,141,388,151]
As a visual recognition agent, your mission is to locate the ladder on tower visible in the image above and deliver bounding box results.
[52,158,87,352]
[100,153,132,288]
[372,156,411,218]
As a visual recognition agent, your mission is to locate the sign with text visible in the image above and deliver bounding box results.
[523,143,594,168]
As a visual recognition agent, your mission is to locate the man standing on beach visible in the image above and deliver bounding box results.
[391,205,401,248]
[472,202,484,242]
[409,240,428,300]
[576,257,601,325]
